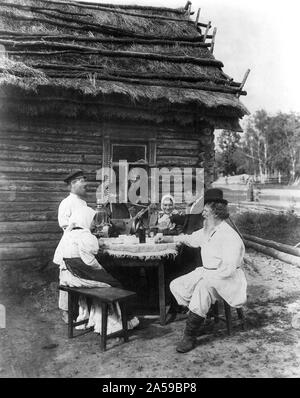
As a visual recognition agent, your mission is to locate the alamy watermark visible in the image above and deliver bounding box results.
[95,162,204,205]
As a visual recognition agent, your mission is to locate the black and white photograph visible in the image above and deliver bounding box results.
[0,0,299,380]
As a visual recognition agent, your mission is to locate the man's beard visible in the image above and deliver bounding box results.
[79,188,87,198]
[203,218,214,234]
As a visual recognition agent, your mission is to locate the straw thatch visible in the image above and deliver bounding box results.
[0,0,249,126]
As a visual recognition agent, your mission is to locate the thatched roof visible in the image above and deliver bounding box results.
[0,0,249,128]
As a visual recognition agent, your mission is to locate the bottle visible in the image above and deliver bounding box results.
[137,220,146,243]
[94,199,109,237]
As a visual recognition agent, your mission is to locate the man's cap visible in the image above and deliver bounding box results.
[204,188,228,205]
[63,169,85,184]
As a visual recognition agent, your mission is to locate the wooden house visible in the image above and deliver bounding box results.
[0,0,249,272]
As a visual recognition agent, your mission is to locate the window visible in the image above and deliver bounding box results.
[102,137,156,204]
[112,144,147,164]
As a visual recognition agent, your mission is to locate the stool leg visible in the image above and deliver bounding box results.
[224,301,232,335]
[101,303,108,352]
[67,292,75,338]
[120,303,129,343]
[236,308,245,330]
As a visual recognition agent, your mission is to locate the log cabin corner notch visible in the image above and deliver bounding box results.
[0,0,249,269]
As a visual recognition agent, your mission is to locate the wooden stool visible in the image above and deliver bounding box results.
[211,300,245,335]
[59,286,136,351]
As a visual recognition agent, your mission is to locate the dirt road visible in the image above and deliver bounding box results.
[1,249,300,378]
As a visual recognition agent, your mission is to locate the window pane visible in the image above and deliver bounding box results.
[112,144,147,163]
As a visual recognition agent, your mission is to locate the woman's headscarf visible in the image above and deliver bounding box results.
[160,194,175,212]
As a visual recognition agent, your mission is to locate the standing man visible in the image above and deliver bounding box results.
[156,189,247,353]
[58,169,88,230]
[53,169,89,321]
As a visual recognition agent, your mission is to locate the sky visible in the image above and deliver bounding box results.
[80,0,300,115]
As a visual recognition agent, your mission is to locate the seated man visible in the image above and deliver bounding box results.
[155,188,247,353]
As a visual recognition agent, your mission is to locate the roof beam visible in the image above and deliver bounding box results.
[0,1,195,23]
[2,39,224,67]
[236,69,250,97]
[0,30,209,48]
[210,28,217,53]
[203,21,212,42]
[0,10,202,43]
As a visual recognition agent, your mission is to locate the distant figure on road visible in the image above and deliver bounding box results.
[247,177,254,201]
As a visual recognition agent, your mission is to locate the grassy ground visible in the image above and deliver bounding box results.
[231,211,300,246]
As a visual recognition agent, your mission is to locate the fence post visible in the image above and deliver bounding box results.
[0,304,6,329]
[247,179,254,201]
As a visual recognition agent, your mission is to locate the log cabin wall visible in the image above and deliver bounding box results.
[0,116,103,270]
[0,109,215,274]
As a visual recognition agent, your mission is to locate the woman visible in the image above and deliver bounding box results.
[149,194,181,235]
[53,206,138,334]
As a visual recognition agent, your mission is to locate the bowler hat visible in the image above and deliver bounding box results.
[204,188,228,205]
[63,169,85,185]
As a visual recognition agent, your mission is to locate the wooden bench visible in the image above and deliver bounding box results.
[59,286,136,351]
[210,300,245,335]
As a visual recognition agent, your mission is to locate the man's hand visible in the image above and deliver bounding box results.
[98,238,107,247]
[154,235,174,244]
[154,234,164,243]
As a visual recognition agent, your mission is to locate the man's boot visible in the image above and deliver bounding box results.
[176,311,204,353]
[166,296,189,324]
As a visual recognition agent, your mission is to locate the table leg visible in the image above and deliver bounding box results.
[120,302,129,343]
[158,262,166,326]
[101,303,108,352]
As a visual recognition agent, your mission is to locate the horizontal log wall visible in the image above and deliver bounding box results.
[0,118,103,268]
[156,122,214,187]
[0,113,215,270]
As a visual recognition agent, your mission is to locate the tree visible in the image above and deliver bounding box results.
[241,110,300,183]
[216,111,300,184]
[216,130,241,176]
[242,110,272,182]
[268,112,300,182]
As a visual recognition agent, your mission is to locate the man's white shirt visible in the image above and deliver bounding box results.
[58,193,87,230]
[174,221,245,279]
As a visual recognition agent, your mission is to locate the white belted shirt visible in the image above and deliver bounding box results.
[174,221,247,307]
[58,193,87,230]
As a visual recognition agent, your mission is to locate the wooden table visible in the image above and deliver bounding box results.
[99,238,179,325]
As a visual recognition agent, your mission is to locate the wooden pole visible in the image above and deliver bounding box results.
[195,8,201,27]
[210,27,217,53]
[245,240,300,267]
[236,68,250,97]
[0,11,208,43]
[184,1,192,19]
[185,1,192,11]
[17,71,245,94]
[198,22,210,28]
[11,62,240,86]
[187,2,192,19]
[3,0,196,23]
[203,21,212,42]
[243,233,300,257]
[0,30,208,47]
[2,40,225,67]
